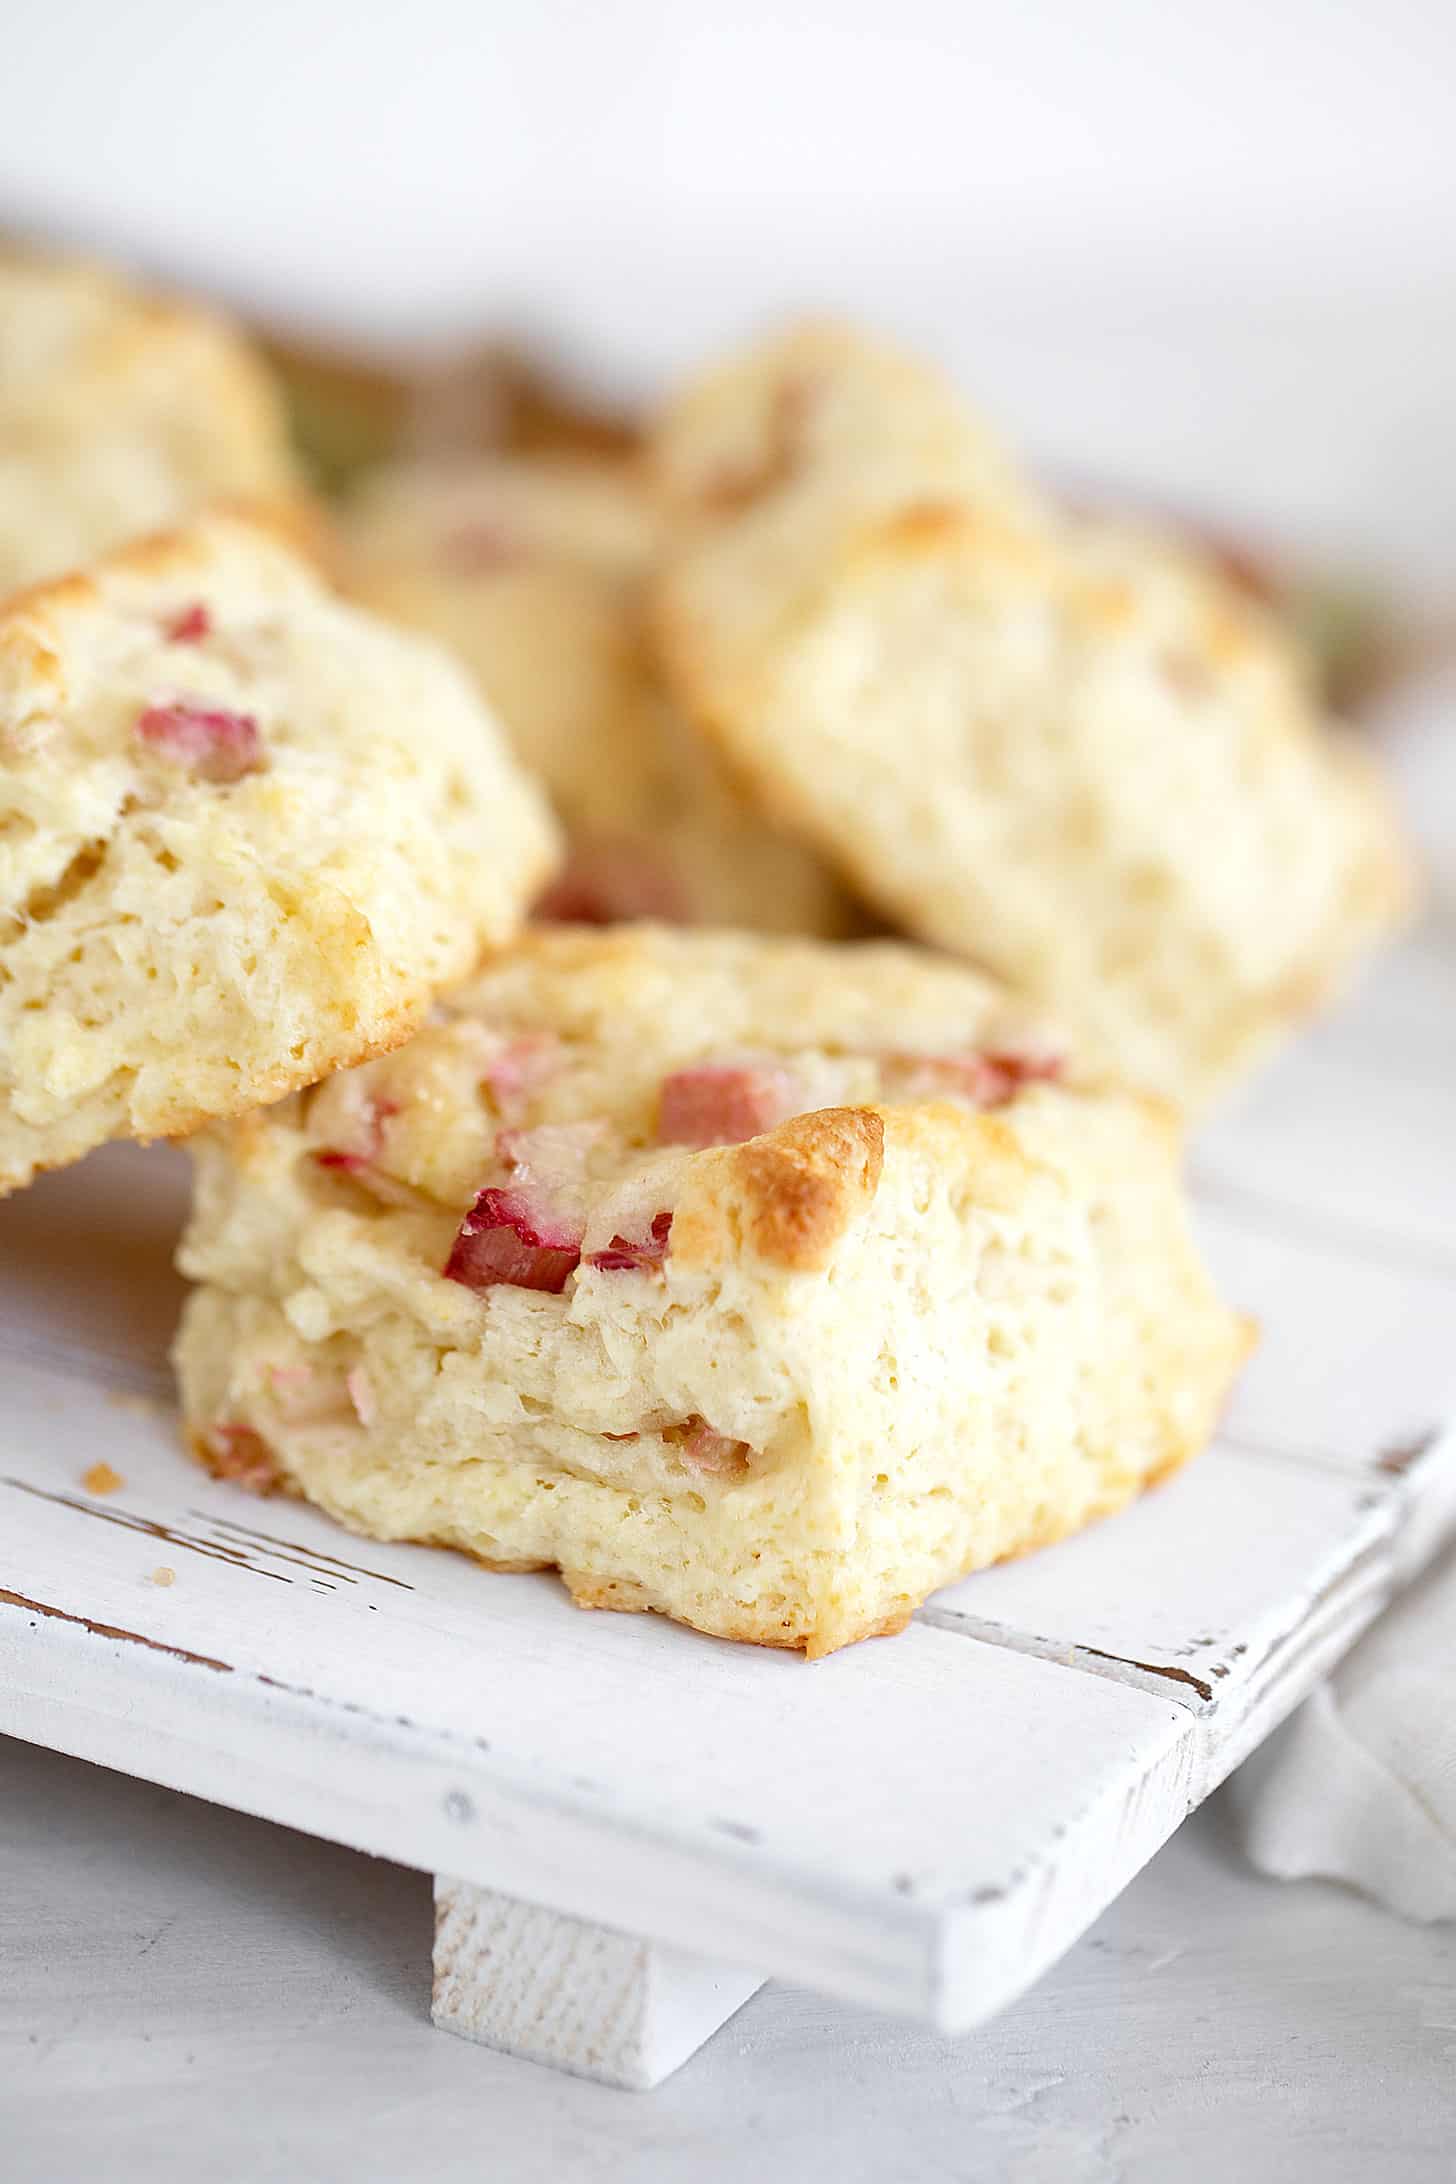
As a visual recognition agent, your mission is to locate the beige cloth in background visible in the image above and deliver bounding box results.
[1230,1533,1456,1920]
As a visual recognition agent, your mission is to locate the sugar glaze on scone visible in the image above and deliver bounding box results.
[344,451,856,935]
[0,247,304,593]
[0,512,559,1193]
[174,925,1249,1658]
[650,324,1413,1106]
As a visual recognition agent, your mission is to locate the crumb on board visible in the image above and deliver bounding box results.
[82,1462,125,1496]
[149,1566,176,1588]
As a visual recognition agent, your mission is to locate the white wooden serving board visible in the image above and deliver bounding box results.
[1,910,1453,2085]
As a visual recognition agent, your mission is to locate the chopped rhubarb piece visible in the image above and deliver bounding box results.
[980,1050,1064,1102]
[444,1186,584,1295]
[202,1423,279,1494]
[164,602,212,643]
[889,1047,1063,1108]
[137,702,262,782]
[586,1209,673,1272]
[313,1095,398,1173]
[657,1061,793,1148]
[535,836,689,926]
[666,1415,753,1478]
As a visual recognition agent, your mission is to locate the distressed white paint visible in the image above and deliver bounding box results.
[432,1880,763,2087]
[0,1385,1198,2022]
[0,916,1452,2077]
[922,1446,1396,1713]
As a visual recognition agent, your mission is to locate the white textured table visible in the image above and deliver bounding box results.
[3,1728,1452,2183]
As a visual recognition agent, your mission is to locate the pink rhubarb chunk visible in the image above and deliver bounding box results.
[891,1048,1064,1107]
[164,602,212,643]
[585,1209,673,1273]
[444,1185,585,1295]
[669,1415,753,1478]
[657,1062,792,1148]
[972,1050,1064,1104]
[313,1096,399,1173]
[137,702,262,782]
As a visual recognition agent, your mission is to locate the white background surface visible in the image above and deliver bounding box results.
[4,1731,1455,2183]
[2,0,1456,586]
[2,3,1454,2168]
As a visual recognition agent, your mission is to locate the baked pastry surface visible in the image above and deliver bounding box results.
[0,248,303,592]
[650,324,1412,1103]
[0,512,559,1191]
[174,923,1248,1656]
[345,450,855,934]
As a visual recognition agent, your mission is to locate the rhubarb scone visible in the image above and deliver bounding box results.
[0,512,559,1193]
[649,325,1413,1106]
[173,924,1248,1657]
[343,451,855,934]
[0,247,305,593]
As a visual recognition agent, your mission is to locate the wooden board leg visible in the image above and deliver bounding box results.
[431,1877,766,2089]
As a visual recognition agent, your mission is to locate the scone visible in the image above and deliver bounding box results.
[650,324,1413,1106]
[344,451,855,935]
[649,318,1030,523]
[173,924,1248,1658]
[0,247,303,592]
[0,512,559,1193]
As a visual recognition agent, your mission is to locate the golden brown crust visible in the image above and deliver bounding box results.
[730,1106,885,1271]
[1,503,304,621]
[671,1106,885,1274]
[0,512,310,693]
